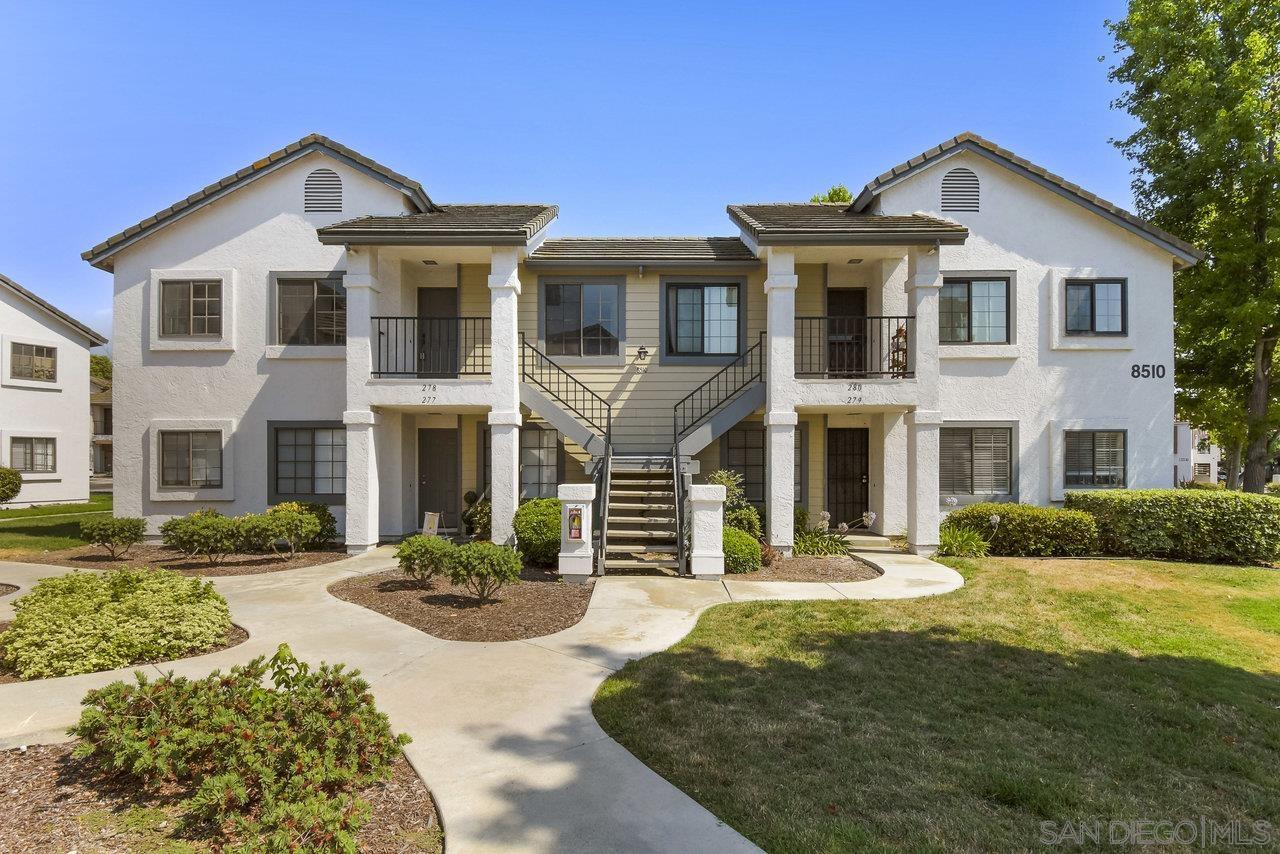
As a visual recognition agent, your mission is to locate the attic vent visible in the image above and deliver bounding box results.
[940,166,980,212]
[304,168,342,213]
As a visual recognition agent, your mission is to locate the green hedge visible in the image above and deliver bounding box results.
[725,506,762,540]
[944,502,1098,557]
[1065,489,1280,565]
[723,527,763,573]
[513,498,561,566]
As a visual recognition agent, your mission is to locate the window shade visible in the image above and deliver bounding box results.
[940,427,1011,495]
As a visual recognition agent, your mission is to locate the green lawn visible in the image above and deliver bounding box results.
[0,493,112,520]
[594,558,1280,853]
[0,513,107,554]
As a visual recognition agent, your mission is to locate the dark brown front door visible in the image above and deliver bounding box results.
[417,428,460,530]
[827,288,867,376]
[417,288,459,377]
[827,428,869,526]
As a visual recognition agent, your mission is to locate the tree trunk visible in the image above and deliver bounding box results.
[1243,335,1276,492]
[1227,441,1243,490]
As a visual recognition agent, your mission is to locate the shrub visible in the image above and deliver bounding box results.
[70,644,410,851]
[0,466,20,503]
[937,524,990,558]
[1065,489,1280,565]
[706,469,751,512]
[464,497,492,540]
[396,535,456,582]
[233,513,283,553]
[297,501,340,547]
[265,503,322,556]
[1182,480,1225,491]
[725,506,763,540]
[945,502,1097,557]
[513,498,561,566]
[2,569,231,679]
[79,516,146,558]
[1266,482,1280,496]
[794,528,853,557]
[160,512,239,564]
[446,541,522,600]
[794,505,810,533]
[723,526,763,573]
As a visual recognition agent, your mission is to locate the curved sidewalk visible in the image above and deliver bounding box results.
[0,547,961,853]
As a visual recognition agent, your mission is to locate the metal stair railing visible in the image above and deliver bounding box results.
[672,332,766,444]
[520,334,612,446]
[593,443,613,575]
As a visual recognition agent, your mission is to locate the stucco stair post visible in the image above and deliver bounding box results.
[906,244,943,555]
[764,247,798,555]
[689,483,726,577]
[488,248,522,545]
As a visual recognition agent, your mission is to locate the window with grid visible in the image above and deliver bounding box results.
[274,426,346,498]
[1065,279,1126,335]
[940,427,1012,495]
[160,431,222,487]
[544,282,620,356]
[160,280,222,336]
[278,278,347,345]
[723,425,804,510]
[10,342,57,382]
[10,437,55,473]
[520,426,560,499]
[939,279,1008,343]
[1065,430,1126,487]
[666,283,740,355]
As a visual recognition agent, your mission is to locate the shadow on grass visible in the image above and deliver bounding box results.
[593,624,1280,853]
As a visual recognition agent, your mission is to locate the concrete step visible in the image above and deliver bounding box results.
[610,489,674,498]
[606,529,675,540]
[604,558,680,570]
[607,478,672,487]
[605,542,678,554]
[609,515,676,525]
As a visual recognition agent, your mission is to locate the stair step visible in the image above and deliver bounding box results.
[610,501,674,510]
[606,543,678,554]
[606,529,675,540]
[610,489,674,498]
[607,478,672,486]
[605,558,680,570]
[609,515,676,525]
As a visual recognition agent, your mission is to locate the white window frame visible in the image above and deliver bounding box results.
[148,268,236,352]
[0,334,65,391]
[0,429,63,482]
[149,418,235,502]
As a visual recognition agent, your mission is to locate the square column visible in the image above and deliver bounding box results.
[343,248,379,413]
[907,409,942,556]
[344,409,380,553]
[765,411,797,553]
[689,484,726,577]
[906,246,942,409]
[488,248,523,544]
[764,248,799,554]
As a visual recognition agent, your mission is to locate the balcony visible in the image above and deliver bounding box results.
[371,316,492,378]
[795,316,914,379]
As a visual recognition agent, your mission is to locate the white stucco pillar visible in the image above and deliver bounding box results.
[880,410,909,535]
[557,482,595,582]
[689,483,726,577]
[906,245,942,410]
[344,410,380,553]
[765,248,798,553]
[906,409,942,556]
[344,248,379,413]
[489,249,522,544]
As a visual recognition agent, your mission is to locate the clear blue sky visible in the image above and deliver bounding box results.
[0,0,1135,346]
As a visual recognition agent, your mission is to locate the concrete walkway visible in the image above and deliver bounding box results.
[0,546,962,853]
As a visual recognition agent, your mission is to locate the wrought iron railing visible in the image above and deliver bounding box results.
[671,444,685,576]
[594,444,613,575]
[795,316,913,378]
[371,316,492,378]
[673,332,765,442]
[520,335,612,444]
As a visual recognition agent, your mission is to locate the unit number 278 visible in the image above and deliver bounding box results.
[1130,364,1166,379]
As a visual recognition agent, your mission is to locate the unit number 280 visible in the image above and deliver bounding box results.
[1130,364,1166,379]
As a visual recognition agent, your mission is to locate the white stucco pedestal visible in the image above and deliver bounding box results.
[688,484,726,577]
[557,483,596,583]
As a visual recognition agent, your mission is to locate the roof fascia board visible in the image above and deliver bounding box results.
[523,258,760,270]
[751,231,968,246]
[0,279,108,345]
[317,233,532,247]
[850,147,967,211]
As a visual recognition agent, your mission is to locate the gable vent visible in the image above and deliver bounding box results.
[940,166,980,212]
[304,168,343,213]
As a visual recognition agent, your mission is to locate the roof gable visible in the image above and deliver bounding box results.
[850,132,1202,268]
[83,133,436,270]
[0,273,108,346]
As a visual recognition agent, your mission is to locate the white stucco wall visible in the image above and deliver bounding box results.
[877,149,1178,504]
[107,151,412,533]
[0,287,96,506]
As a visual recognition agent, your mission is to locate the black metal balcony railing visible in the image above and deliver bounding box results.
[371,316,491,377]
[795,316,914,379]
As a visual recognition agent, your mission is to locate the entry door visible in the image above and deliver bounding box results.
[827,428,869,526]
[827,288,867,376]
[418,428,460,530]
[417,288,459,377]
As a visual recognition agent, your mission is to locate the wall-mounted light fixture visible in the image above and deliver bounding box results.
[422,259,438,266]
[847,258,863,265]
[636,346,650,360]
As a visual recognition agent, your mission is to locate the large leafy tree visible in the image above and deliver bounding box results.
[1108,0,1280,491]
[89,353,111,383]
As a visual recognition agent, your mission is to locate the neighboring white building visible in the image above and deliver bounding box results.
[84,132,1199,559]
[1174,421,1222,484]
[0,273,108,507]
[90,376,113,479]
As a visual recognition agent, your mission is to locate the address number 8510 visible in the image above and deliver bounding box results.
[1131,364,1166,379]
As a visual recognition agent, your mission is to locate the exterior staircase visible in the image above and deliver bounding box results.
[601,456,680,574]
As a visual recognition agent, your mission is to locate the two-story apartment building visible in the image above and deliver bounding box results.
[0,273,107,507]
[84,132,1199,561]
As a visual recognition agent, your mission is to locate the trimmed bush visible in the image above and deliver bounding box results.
[79,516,146,558]
[1,569,231,679]
[234,513,284,553]
[794,505,810,534]
[513,498,561,566]
[70,644,410,851]
[937,524,990,558]
[446,541,522,600]
[464,497,492,540]
[1065,489,1280,565]
[945,502,1097,557]
[0,466,20,503]
[265,503,322,556]
[297,501,340,547]
[723,526,763,573]
[160,512,239,564]
[794,528,854,557]
[397,535,457,582]
[1182,480,1225,491]
[725,506,763,540]
[707,469,751,512]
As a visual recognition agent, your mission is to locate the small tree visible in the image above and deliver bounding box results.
[0,466,20,504]
[810,184,853,203]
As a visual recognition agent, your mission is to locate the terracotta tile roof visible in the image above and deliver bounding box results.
[727,204,969,245]
[526,237,758,267]
[315,205,559,246]
[0,273,108,345]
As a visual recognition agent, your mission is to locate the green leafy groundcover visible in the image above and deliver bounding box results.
[71,644,410,852]
[1,569,231,679]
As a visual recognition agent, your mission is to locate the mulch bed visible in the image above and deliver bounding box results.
[736,555,882,583]
[0,584,16,597]
[0,742,442,852]
[9,544,348,577]
[0,623,249,685]
[330,565,594,642]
